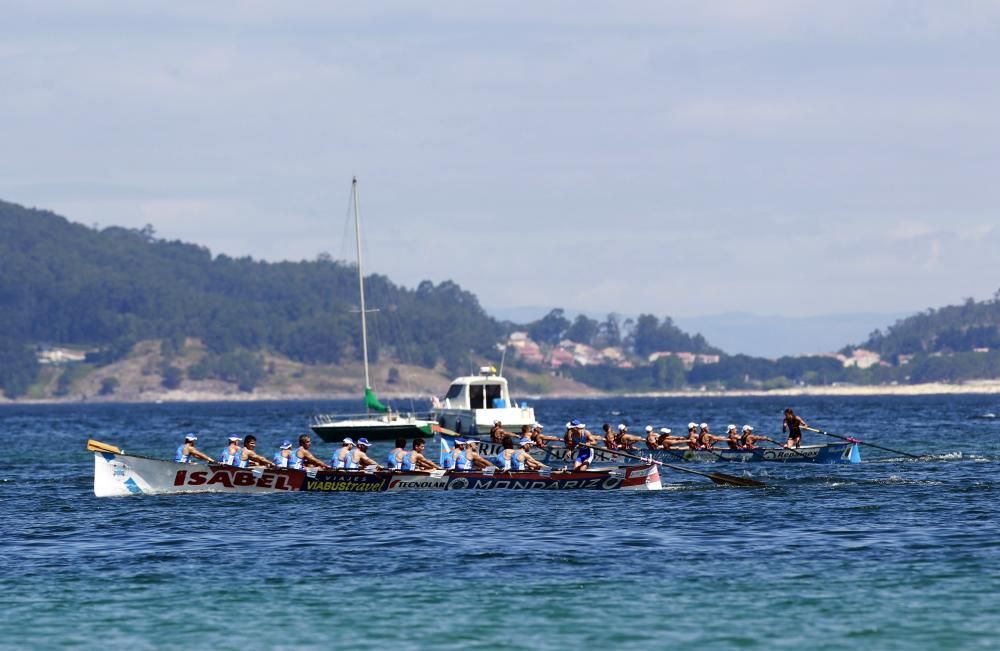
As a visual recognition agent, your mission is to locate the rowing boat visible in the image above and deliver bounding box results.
[448,436,860,465]
[90,441,661,496]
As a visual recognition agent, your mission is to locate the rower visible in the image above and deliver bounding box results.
[452,439,472,470]
[291,434,332,470]
[239,435,276,468]
[175,433,213,463]
[698,423,727,449]
[219,435,243,466]
[603,423,618,450]
[512,438,545,471]
[617,425,642,450]
[782,408,808,449]
[351,437,379,469]
[645,426,660,450]
[657,427,687,450]
[464,439,496,469]
[530,423,559,448]
[740,425,772,450]
[495,435,516,470]
[490,420,510,444]
[569,419,601,470]
[386,437,407,470]
[685,423,700,449]
[332,438,355,469]
[272,440,294,468]
[401,438,441,471]
[726,425,741,450]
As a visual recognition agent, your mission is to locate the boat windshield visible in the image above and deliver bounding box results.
[444,384,464,400]
[469,383,503,409]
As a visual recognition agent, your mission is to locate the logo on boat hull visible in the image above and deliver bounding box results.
[173,468,300,491]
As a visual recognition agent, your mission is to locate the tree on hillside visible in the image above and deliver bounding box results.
[564,314,599,345]
[528,309,570,345]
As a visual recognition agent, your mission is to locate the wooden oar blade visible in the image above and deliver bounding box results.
[87,439,122,454]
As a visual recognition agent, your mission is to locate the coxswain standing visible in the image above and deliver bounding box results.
[239,435,276,468]
[386,438,407,469]
[219,435,243,466]
[175,433,213,463]
[401,438,442,471]
[272,440,294,468]
[291,435,333,470]
[568,420,602,470]
[740,425,772,450]
[332,438,355,469]
[698,423,727,450]
[783,409,809,449]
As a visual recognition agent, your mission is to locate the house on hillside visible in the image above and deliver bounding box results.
[842,349,881,369]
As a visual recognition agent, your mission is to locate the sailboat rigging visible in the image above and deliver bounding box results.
[310,178,434,442]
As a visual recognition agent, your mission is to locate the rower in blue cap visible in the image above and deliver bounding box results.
[273,440,294,468]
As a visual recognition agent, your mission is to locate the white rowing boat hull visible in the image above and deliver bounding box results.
[93,448,661,496]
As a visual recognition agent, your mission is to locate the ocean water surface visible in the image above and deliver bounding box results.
[1,395,998,649]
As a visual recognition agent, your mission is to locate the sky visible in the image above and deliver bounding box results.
[3,1,1000,322]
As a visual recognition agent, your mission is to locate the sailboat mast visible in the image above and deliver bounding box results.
[352,177,372,395]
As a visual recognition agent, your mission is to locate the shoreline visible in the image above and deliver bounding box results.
[3,380,1000,405]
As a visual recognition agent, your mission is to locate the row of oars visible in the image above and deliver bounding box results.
[548,425,923,489]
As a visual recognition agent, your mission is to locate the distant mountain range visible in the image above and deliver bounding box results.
[487,306,912,358]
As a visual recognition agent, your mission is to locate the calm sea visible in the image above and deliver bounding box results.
[1,395,998,650]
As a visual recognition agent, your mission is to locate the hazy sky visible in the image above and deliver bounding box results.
[3,1,999,319]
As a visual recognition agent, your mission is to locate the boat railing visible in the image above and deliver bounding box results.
[311,411,436,426]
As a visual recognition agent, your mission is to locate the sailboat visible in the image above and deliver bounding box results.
[310,178,436,442]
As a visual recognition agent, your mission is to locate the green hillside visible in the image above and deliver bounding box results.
[0,200,503,397]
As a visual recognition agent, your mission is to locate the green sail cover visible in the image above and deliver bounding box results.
[364,387,388,413]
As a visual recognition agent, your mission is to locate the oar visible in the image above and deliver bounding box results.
[576,443,765,488]
[87,439,122,454]
[803,426,920,459]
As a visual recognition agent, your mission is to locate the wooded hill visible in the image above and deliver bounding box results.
[1,198,999,399]
[0,200,502,397]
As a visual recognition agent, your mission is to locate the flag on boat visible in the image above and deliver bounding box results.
[364,386,388,413]
[440,438,453,469]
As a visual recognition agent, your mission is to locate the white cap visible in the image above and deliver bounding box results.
[618,424,628,431]
[700,422,709,430]
[727,424,737,432]
[743,425,753,432]
[228,435,241,442]
[660,427,671,434]
[342,437,354,445]
[644,425,653,432]
[687,422,697,430]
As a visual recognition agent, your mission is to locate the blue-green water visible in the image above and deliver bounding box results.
[2,395,999,649]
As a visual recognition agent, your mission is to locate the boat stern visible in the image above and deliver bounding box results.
[621,464,662,491]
